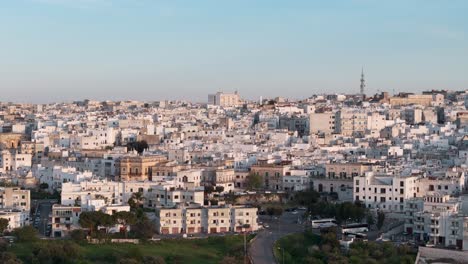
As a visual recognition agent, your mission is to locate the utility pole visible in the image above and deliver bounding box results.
[240,222,250,264]
[282,247,285,264]
[244,229,247,264]
[277,246,285,264]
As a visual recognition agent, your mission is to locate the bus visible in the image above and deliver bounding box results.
[341,223,369,234]
[311,218,337,229]
[344,232,368,241]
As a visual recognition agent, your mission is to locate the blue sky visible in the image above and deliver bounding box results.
[0,0,467,103]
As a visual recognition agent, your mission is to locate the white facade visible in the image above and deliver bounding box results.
[354,172,418,212]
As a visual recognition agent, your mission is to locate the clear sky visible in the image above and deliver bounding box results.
[1,0,467,103]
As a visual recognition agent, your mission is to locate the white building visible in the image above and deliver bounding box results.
[353,172,418,212]
[404,193,468,250]
[0,210,30,230]
[156,205,258,235]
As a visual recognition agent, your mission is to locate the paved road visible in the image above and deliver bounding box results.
[34,201,52,237]
[249,212,305,264]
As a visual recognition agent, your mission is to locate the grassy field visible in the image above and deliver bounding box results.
[10,235,254,264]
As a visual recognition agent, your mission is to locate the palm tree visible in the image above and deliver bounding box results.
[129,191,145,211]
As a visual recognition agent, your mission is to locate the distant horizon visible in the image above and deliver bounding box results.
[1,0,467,103]
[1,88,466,105]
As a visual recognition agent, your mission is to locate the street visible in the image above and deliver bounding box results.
[33,200,53,237]
[249,212,304,264]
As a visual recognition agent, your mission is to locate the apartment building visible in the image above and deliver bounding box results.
[156,205,258,235]
[353,172,418,212]
[0,210,29,230]
[61,180,204,209]
[51,204,82,238]
[309,112,336,135]
[0,150,32,172]
[0,187,30,212]
[404,193,468,250]
[336,109,367,137]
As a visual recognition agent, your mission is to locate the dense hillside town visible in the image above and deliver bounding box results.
[0,89,467,262]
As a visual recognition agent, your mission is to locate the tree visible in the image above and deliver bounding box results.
[79,211,116,237]
[246,173,262,190]
[128,192,145,211]
[219,256,238,264]
[266,206,283,219]
[143,256,166,264]
[366,213,375,227]
[114,211,137,238]
[70,229,87,242]
[127,140,149,155]
[118,259,140,264]
[292,190,320,207]
[31,241,82,264]
[39,183,49,190]
[377,211,385,230]
[0,252,21,264]
[215,186,225,193]
[12,226,38,242]
[205,186,214,194]
[131,216,156,240]
[0,218,9,234]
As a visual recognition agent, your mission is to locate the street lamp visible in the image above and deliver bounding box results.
[238,221,250,264]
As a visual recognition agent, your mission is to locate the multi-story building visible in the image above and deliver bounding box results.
[336,109,367,137]
[208,92,241,107]
[51,204,82,238]
[389,94,444,107]
[309,112,337,135]
[116,155,167,181]
[250,161,291,190]
[0,210,29,230]
[404,193,468,250]
[0,187,30,212]
[353,172,418,212]
[0,150,32,172]
[155,205,258,235]
[61,180,204,209]
[312,162,373,201]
